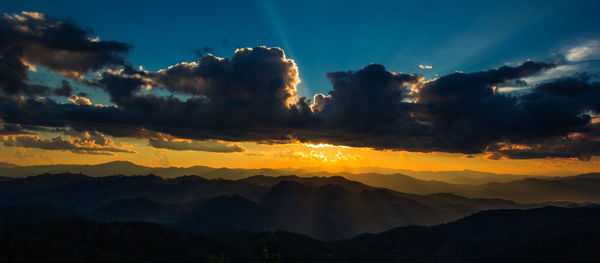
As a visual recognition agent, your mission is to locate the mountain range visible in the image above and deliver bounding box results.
[0,173,526,239]
[0,161,598,261]
[1,169,599,239]
[0,160,540,184]
[1,161,599,203]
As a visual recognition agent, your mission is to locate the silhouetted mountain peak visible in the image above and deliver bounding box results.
[566,173,600,179]
[103,174,163,181]
[167,175,209,183]
[97,160,140,167]
[32,172,90,179]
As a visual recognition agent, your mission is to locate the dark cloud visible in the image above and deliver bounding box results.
[1,130,135,155]
[295,64,430,150]
[484,124,600,161]
[322,64,422,126]
[1,12,599,160]
[478,75,600,161]
[194,46,214,58]
[414,61,553,105]
[150,47,300,117]
[79,46,306,142]
[0,119,62,135]
[148,135,244,153]
[0,48,31,95]
[0,121,31,135]
[0,11,130,96]
[2,56,598,160]
[531,73,600,112]
[406,61,558,153]
[53,80,74,97]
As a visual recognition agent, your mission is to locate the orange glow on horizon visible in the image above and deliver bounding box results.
[1,136,599,177]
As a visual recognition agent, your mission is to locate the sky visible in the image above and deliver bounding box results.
[1,0,600,175]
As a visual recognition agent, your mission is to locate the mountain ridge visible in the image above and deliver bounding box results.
[0,160,555,184]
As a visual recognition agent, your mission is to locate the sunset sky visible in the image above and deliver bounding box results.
[1,0,600,175]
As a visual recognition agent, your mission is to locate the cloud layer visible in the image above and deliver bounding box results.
[0,12,599,160]
[1,130,134,155]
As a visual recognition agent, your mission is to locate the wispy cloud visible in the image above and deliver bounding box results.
[566,40,600,62]
[520,64,581,86]
[1,131,135,155]
[148,134,244,153]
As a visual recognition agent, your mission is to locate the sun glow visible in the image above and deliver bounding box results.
[303,143,350,149]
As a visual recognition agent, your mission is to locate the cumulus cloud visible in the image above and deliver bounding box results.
[1,130,135,155]
[149,47,300,111]
[78,46,306,142]
[68,95,92,105]
[0,11,130,96]
[3,55,596,160]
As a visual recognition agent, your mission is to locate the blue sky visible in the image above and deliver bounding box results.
[4,0,600,100]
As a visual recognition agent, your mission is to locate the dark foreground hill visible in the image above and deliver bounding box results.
[0,173,530,239]
[1,206,598,263]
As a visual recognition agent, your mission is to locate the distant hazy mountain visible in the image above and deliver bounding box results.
[331,167,539,184]
[343,172,600,203]
[391,169,540,184]
[0,161,205,178]
[1,161,598,202]
[240,175,374,193]
[468,174,600,203]
[1,206,598,262]
[0,162,19,169]
[0,160,540,184]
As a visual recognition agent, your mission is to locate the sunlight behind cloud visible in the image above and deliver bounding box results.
[293,149,362,163]
[304,143,349,149]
